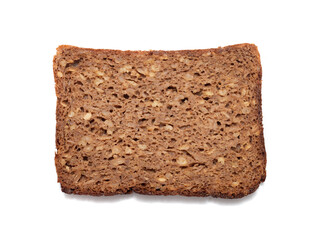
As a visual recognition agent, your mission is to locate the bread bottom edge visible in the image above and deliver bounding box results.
[60,180,264,199]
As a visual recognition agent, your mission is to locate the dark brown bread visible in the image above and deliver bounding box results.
[54,44,266,199]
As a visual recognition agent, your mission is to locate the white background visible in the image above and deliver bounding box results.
[1,0,328,239]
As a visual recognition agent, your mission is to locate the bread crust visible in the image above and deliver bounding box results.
[61,183,261,199]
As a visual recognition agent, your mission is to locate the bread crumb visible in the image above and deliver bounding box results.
[218,89,227,96]
[204,91,214,96]
[83,113,92,120]
[138,144,147,150]
[125,147,133,154]
[242,107,250,114]
[244,143,252,150]
[112,146,121,155]
[243,101,250,107]
[152,101,162,107]
[96,146,104,151]
[184,73,194,80]
[68,111,75,117]
[119,65,132,73]
[85,145,93,152]
[217,157,225,164]
[59,60,67,67]
[178,145,189,150]
[164,125,173,131]
[96,71,105,76]
[177,156,188,166]
[157,177,167,182]
[94,78,104,86]
[231,181,240,187]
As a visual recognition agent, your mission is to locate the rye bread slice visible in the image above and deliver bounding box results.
[53,44,266,199]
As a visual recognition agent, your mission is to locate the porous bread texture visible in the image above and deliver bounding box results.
[54,44,266,199]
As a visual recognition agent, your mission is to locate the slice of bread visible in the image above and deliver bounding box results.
[53,44,266,198]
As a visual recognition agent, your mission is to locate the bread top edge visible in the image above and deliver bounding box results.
[55,43,259,56]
